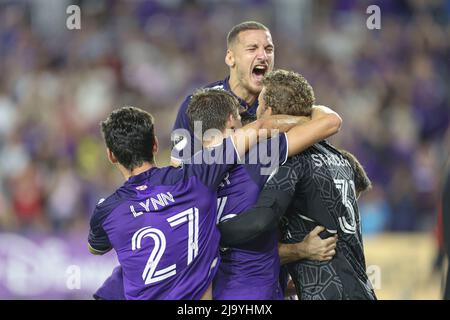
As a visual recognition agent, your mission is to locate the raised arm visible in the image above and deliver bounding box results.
[285,105,342,157]
[229,115,299,158]
[232,105,342,159]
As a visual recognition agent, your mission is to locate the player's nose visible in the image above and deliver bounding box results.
[256,48,268,61]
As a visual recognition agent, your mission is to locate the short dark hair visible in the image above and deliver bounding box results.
[339,149,372,196]
[262,69,315,117]
[240,113,257,126]
[101,106,155,171]
[227,21,270,48]
[186,88,240,138]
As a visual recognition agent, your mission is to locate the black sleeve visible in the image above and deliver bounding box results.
[218,156,302,247]
[218,189,293,247]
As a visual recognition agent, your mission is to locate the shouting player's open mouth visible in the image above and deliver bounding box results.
[251,64,268,85]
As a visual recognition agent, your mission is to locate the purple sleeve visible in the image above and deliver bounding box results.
[182,137,239,190]
[88,204,112,253]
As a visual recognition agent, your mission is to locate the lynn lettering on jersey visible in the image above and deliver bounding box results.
[311,153,351,168]
[130,192,175,217]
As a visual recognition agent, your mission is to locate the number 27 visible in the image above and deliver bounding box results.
[131,207,199,284]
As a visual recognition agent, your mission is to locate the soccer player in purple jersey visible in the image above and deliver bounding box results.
[210,71,340,300]
[185,88,341,300]
[172,21,275,163]
[220,70,375,300]
[88,104,280,300]
[92,86,341,300]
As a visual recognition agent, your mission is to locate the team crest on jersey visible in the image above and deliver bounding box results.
[173,134,187,151]
[136,185,148,191]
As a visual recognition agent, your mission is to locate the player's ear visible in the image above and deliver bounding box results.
[225,113,235,130]
[153,137,159,156]
[225,49,235,68]
[107,148,118,164]
[258,106,273,119]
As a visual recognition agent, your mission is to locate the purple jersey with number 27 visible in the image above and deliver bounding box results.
[93,134,288,300]
[88,138,238,299]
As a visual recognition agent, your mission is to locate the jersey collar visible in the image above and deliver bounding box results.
[223,76,259,116]
[125,167,158,186]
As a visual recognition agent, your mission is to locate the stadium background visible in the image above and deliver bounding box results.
[0,0,449,299]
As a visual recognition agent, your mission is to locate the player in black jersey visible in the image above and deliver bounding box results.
[277,146,374,300]
[219,69,376,300]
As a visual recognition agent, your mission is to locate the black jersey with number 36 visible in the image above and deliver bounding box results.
[268,140,376,300]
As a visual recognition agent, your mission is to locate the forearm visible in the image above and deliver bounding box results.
[219,207,277,247]
[231,119,264,158]
[286,110,342,157]
[310,105,342,137]
[278,242,309,265]
[219,189,292,247]
[231,115,307,156]
[260,115,309,132]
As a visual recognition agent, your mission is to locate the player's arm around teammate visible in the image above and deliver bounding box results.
[218,104,341,261]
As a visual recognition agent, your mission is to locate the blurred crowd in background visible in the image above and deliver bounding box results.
[0,0,449,238]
